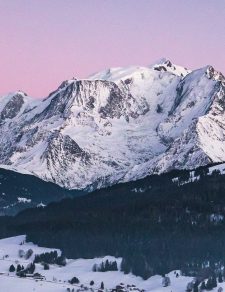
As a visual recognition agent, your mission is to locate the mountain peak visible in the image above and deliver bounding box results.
[150,58,191,77]
[12,90,28,96]
[205,65,225,82]
[150,57,172,66]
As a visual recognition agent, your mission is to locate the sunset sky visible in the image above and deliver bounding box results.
[0,0,224,98]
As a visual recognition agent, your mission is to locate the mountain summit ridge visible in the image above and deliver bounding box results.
[0,60,224,189]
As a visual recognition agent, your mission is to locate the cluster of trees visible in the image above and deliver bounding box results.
[24,262,36,274]
[67,278,104,290]
[162,276,171,287]
[9,262,35,275]
[18,248,33,259]
[92,260,118,272]
[2,164,225,281]
[198,273,223,291]
[69,276,79,284]
[34,251,66,266]
[186,280,199,292]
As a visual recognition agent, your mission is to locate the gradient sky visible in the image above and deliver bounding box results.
[0,0,224,98]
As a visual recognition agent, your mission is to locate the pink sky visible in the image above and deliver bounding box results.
[0,0,224,98]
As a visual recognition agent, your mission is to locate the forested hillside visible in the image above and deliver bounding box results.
[0,167,84,215]
[0,164,225,280]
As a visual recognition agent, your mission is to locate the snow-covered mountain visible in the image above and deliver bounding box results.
[0,59,224,189]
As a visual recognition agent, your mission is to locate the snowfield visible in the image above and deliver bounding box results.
[0,235,209,292]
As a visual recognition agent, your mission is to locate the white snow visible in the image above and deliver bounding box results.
[17,197,32,203]
[37,202,46,208]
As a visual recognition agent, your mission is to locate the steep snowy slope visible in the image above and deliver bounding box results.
[0,59,224,189]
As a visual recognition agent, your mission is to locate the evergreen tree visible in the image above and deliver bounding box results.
[186,281,193,291]
[100,282,104,290]
[200,281,206,291]
[156,104,163,113]
[112,261,118,271]
[211,275,217,288]
[193,280,199,292]
[16,264,22,272]
[100,261,104,272]
[206,278,213,290]
[218,272,223,283]
[69,277,79,284]
[26,262,35,274]
[18,249,25,258]
[105,259,110,271]
[56,254,66,266]
[162,276,171,287]
[92,264,97,272]
[121,258,130,274]
[25,248,33,260]
[43,263,49,270]
[9,264,15,272]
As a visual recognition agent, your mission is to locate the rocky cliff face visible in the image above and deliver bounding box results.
[0,59,224,189]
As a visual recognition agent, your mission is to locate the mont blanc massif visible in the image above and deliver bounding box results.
[1,59,225,292]
[0,58,225,190]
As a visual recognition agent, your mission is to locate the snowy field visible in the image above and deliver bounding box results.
[0,235,223,291]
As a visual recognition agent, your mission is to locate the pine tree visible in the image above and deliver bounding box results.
[26,262,35,274]
[112,261,118,271]
[69,277,79,284]
[92,263,97,272]
[100,261,104,272]
[16,264,22,272]
[193,280,199,292]
[9,264,15,272]
[218,272,223,283]
[25,248,33,260]
[186,281,193,291]
[162,276,171,287]
[156,104,163,113]
[121,258,130,274]
[56,254,66,266]
[105,259,109,271]
[200,281,206,290]
[43,263,50,270]
[30,262,35,274]
[211,275,217,288]
[100,282,104,290]
[206,278,212,290]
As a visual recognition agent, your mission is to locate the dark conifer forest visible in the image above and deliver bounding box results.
[1,165,225,280]
[0,167,84,215]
